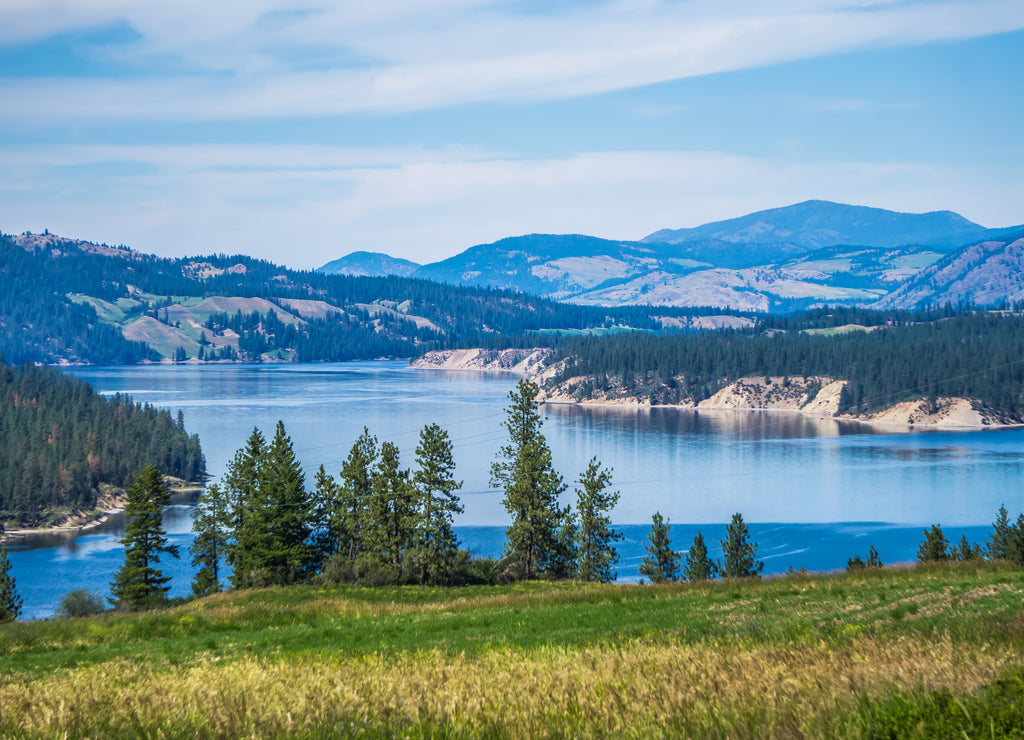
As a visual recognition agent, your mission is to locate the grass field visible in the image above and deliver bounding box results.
[1,563,1022,737]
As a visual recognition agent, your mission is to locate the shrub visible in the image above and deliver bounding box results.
[54,589,106,618]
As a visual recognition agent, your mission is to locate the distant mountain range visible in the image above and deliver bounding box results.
[318,201,1024,311]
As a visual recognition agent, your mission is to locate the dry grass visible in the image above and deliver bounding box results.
[0,633,1014,738]
[1,564,1022,738]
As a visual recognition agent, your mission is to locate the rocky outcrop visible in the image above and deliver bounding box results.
[696,376,845,415]
[411,348,554,376]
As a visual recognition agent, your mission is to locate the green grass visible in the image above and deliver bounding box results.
[1,563,1022,737]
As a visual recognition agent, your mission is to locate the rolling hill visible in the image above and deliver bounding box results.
[1,231,713,366]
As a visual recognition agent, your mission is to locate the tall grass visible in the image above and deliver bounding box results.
[1,562,1022,738]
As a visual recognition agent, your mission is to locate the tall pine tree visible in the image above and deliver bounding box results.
[224,427,267,588]
[337,428,378,563]
[639,512,680,583]
[411,423,464,586]
[110,465,179,610]
[683,531,718,582]
[256,421,315,585]
[364,440,417,576]
[190,482,229,597]
[720,512,764,578]
[575,457,622,583]
[988,505,1015,561]
[490,379,568,581]
[312,464,342,566]
[917,524,951,562]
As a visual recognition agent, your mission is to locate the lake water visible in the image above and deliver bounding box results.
[6,361,1016,618]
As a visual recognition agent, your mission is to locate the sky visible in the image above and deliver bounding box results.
[1,0,1023,270]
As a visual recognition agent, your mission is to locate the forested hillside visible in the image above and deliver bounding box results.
[1,231,716,365]
[0,361,205,527]
[545,312,1024,417]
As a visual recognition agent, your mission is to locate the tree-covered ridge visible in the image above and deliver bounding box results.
[546,313,1024,417]
[0,362,205,527]
[1,231,723,365]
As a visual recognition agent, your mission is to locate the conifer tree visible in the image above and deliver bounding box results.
[312,464,342,565]
[411,423,463,586]
[954,534,984,561]
[364,440,417,574]
[575,457,622,583]
[683,531,718,581]
[917,524,951,562]
[720,512,764,578]
[549,505,579,580]
[490,379,569,580]
[867,544,883,568]
[224,427,268,588]
[337,428,378,563]
[110,465,179,610]
[639,512,681,583]
[256,421,315,585]
[190,483,229,597]
[987,505,1015,561]
[1011,514,1024,565]
[0,544,22,623]
[988,505,1013,560]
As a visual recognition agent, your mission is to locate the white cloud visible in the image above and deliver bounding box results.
[1,0,1022,119]
[3,144,1020,268]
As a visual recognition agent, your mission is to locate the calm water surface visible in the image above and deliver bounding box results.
[7,361,1018,618]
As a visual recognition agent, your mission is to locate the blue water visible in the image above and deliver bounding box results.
[6,361,1022,618]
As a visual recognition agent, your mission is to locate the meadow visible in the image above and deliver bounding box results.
[1,562,1023,738]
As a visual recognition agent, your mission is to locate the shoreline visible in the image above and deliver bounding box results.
[0,483,204,545]
[409,352,1019,432]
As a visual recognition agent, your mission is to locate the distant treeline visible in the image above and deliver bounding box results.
[1,233,734,365]
[548,312,1024,416]
[0,361,205,526]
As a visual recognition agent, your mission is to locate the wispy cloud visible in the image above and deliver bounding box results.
[2,0,1022,119]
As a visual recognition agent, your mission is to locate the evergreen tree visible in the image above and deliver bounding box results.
[1011,514,1024,565]
[256,421,315,585]
[224,427,268,588]
[575,457,622,583]
[490,379,568,580]
[987,505,1014,560]
[548,504,579,580]
[0,544,22,623]
[683,531,718,581]
[110,465,179,610]
[312,464,342,566]
[954,534,984,561]
[411,424,464,586]
[917,524,951,562]
[364,440,417,575]
[847,544,883,572]
[189,483,229,597]
[337,428,378,563]
[720,512,764,578]
[639,512,681,583]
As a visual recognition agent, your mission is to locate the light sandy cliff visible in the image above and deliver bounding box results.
[411,349,1017,428]
[409,348,554,376]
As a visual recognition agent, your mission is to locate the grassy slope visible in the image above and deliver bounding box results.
[1,563,1022,738]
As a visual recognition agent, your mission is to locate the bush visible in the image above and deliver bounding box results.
[54,589,106,618]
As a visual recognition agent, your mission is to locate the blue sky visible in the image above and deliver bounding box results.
[1,1,1023,268]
